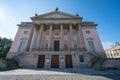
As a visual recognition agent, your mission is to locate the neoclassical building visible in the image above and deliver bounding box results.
[105,42,120,58]
[7,10,105,68]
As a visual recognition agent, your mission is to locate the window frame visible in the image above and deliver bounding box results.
[18,40,26,52]
[24,31,29,34]
[88,40,95,52]
[79,55,84,62]
[85,30,90,34]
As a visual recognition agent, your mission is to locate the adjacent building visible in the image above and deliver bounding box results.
[105,42,120,58]
[7,10,105,68]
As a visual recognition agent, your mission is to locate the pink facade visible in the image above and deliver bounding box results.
[82,28,104,52]
[6,10,106,68]
[7,10,105,60]
[9,28,32,53]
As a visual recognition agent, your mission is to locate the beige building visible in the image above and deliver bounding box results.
[105,42,120,58]
[7,10,105,68]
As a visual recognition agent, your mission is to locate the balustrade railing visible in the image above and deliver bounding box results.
[27,47,87,51]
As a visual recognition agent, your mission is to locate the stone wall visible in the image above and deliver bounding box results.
[102,58,120,69]
[14,53,38,68]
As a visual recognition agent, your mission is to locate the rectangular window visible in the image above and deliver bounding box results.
[86,30,90,34]
[88,41,95,52]
[18,41,26,52]
[79,55,84,62]
[24,31,29,34]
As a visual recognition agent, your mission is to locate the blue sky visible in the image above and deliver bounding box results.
[0,0,120,49]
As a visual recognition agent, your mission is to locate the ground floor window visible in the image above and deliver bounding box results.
[79,55,84,62]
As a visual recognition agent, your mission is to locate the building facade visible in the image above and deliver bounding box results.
[105,43,120,58]
[7,10,104,68]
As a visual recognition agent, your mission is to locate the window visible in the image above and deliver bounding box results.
[79,55,84,62]
[86,30,90,34]
[18,41,26,52]
[24,31,29,34]
[88,41,95,52]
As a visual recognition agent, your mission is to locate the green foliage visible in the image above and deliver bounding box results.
[0,37,12,58]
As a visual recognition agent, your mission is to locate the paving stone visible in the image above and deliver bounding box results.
[0,68,120,80]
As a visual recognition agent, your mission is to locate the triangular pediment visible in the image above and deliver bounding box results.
[31,11,81,19]
[44,13,71,18]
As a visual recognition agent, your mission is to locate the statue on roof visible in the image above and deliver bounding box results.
[76,13,79,16]
[35,13,38,16]
[55,8,59,11]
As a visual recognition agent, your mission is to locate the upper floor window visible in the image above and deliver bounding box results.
[18,41,26,52]
[24,31,29,34]
[85,30,90,34]
[88,41,95,52]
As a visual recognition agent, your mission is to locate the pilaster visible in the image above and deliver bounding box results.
[78,24,86,50]
[60,24,64,50]
[30,26,38,51]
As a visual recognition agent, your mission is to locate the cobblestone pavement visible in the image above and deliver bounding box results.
[0,68,120,80]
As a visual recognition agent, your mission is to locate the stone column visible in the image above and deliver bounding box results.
[76,31,81,50]
[48,24,53,50]
[69,24,74,49]
[37,24,43,50]
[78,24,86,50]
[60,24,64,50]
[30,26,38,51]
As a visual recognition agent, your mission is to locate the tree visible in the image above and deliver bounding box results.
[0,37,12,58]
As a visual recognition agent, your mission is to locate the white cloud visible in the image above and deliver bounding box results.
[102,41,114,49]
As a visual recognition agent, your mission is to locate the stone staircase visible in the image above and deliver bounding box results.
[0,58,20,70]
[89,52,107,69]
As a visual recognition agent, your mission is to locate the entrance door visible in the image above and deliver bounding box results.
[65,55,73,68]
[37,55,45,68]
[54,40,60,51]
[51,55,59,68]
